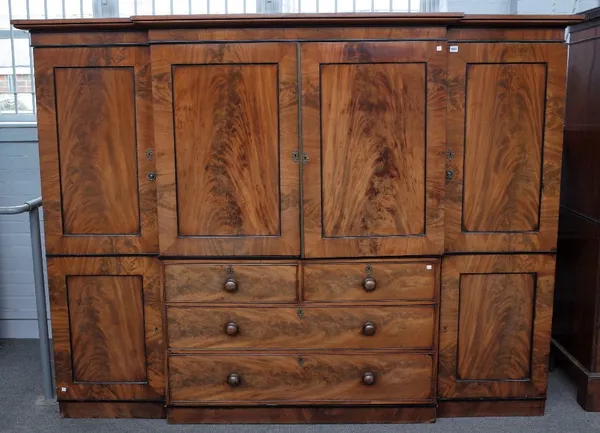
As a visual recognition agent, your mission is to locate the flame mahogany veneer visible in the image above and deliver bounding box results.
[13,12,580,423]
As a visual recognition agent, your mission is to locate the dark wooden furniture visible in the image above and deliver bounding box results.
[13,12,581,423]
[553,7,600,412]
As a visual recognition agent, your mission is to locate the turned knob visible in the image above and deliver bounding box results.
[362,371,376,385]
[224,278,237,292]
[363,276,376,292]
[225,321,239,335]
[227,373,241,386]
[362,321,376,336]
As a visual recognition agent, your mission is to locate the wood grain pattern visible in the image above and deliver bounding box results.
[321,63,425,237]
[152,43,298,256]
[149,27,446,42]
[169,353,434,404]
[31,31,147,47]
[34,47,157,254]
[302,41,446,257]
[438,254,555,399]
[68,275,146,382]
[447,28,566,41]
[173,64,279,237]
[165,262,298,303]
[46,257,164,401]
[437,400,545,417]
[56,67,139,235]
[167,306,434,350]
[462,63,545,233]
[167,406,436,424]
[457,273,534,380]
[303,260,437,302]
[445,43,566,252]
[59,402,166,419]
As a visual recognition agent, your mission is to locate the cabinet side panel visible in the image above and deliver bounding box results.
[457,273,534,380]
[463,63,545,233]
[68,275,146,383]
[172,64,280,237]
[320,63,426,237]
[55,67,140,235]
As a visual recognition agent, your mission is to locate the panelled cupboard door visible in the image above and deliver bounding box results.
[438,254,555,399]
[445,44,567,252]
[33,47,158,255]
[152,43,299,256]
[301,42,446,258]
[46,257,164,401]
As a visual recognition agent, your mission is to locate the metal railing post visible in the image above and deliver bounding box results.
[28,204,53,400]
[0,197,53,400]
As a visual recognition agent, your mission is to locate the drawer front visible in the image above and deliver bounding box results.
[164,263,298,303]
[169,353,434,404]
[303,261,437,302]
[168,306,434,350]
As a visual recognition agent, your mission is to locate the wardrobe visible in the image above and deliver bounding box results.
[13,12,580,423]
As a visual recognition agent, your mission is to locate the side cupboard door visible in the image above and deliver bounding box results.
[33,47,157,254]
[445,43,567,252]
[301,42,446,258]
[152,43,299,257]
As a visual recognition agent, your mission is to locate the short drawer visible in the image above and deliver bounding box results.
[303,260,437,302]
[169,353,434,404]
[164,262,298,303]
[168,306,434,350]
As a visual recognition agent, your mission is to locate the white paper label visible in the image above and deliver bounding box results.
[426,265,433,270]
[61,387,67,392]
[449,46,459,53]
[436,46,442,51]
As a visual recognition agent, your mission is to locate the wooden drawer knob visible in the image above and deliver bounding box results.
[362,321,376,336]
[227,373,241,387]
[363,277,376,292]
[362,371,376,385]
[225,321,239,335]
[224,278,237,292]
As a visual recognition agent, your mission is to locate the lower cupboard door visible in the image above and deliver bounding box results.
[47,256,164,401]
[438,254,555,399]
[168,353,434,404]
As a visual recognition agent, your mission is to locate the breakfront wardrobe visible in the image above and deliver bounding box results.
[14,13,580,423]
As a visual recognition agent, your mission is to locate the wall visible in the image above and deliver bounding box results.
[0,124,48,338]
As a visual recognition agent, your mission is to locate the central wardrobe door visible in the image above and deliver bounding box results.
[152,43,299,256]
[301,42,447,258]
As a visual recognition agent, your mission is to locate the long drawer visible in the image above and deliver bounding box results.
[164,262,298,303]
[167,306,434,350]
[169,353,434,404]
[303,260,438,302]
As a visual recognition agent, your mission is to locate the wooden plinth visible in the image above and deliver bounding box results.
[167,406,436,424]
[437,400,545,417]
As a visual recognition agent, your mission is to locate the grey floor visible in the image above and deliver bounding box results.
[2,340,600,433]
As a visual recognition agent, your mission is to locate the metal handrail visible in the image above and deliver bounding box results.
[0,197,53,400]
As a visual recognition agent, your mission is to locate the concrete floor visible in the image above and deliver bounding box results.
[2,339,600,432]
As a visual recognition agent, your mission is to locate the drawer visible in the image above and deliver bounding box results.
[303,260,437,302]
[164,262,298,303]
[169,353,434,404]
[168,306,434,350]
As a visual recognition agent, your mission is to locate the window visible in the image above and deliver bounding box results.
[0,0,429,121]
